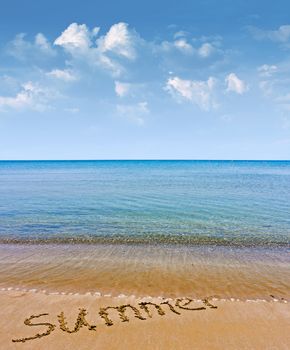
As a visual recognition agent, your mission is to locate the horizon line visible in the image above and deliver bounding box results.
[0,159,289,162]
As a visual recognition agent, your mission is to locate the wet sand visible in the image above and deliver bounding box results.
[1,243,290,348]
[0,290,289,350]
[1,244,289,300]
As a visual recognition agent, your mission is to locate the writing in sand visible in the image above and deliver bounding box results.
[12,297,217,343]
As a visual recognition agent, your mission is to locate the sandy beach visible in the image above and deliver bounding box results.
[0,289,289,350]
[1,243,289,348]
[0,161,290,349]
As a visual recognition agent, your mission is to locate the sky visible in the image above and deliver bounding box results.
[0,0,290,160]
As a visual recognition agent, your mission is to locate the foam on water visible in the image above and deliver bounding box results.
[1,286,288,303]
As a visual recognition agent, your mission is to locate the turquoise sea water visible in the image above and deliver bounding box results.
[0,160,289,247]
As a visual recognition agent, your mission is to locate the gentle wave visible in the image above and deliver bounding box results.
[1,287,288,303]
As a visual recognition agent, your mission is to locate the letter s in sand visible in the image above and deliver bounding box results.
[12,313,56,343]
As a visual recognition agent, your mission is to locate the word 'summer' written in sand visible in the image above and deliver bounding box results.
[12,297,217,343]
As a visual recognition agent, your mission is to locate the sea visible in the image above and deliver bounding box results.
[0,160,289,299]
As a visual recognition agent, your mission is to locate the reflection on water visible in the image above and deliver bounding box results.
[1,244,289,300]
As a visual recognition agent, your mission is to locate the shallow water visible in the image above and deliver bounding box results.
[0,160,289,299]
[0,244,289,300]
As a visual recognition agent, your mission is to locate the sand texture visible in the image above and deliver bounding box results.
[0,290,289,350]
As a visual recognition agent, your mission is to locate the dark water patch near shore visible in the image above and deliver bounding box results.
[0,233,289,248]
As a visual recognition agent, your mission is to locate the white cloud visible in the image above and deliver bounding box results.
[165,76,217,111]
[198,42,215,57]
[173,31,189,39]
[249,25,290,43]
[7,33,55,60]
[116,101,149,125]
[54,22,138,77]
[173,39,193,54]
[159,35,222,59]
[98,22,137,59]
[46,69,77,82]
[115,81,131,97]
[225,73,247,94]
[35,33,55,55]
[160,38,193,55]
[258,64,278,77]
[97,54,124,76]
[0,81,56,112]
[54,23,99,51]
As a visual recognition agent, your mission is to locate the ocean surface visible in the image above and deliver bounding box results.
[0,160,289,298]
[0,160,289,246]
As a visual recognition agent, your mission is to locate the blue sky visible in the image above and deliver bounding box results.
[0,0,290,160]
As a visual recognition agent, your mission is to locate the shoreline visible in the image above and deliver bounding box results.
[0,286,289,303]
[1,242,289,348]
[1,243,289,301]
[1,289,289,349]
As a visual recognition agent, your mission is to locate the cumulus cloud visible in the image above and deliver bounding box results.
[115,81,131,97]
[54,22,138,76]
[54,23,99,52]
[0,81,56,112]
[165,76,217,111]
[159,35,221,59]
[6,33,56,60]
[258,64,278,77]
[249,24,290,43]
[97,22,137,59]
[225,73,247,94]
[46,69,77,82]
[116,101,149,124]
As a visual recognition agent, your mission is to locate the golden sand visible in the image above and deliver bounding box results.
[1,244,289,300]
[0,290,289,350]
[1,243,290,348]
